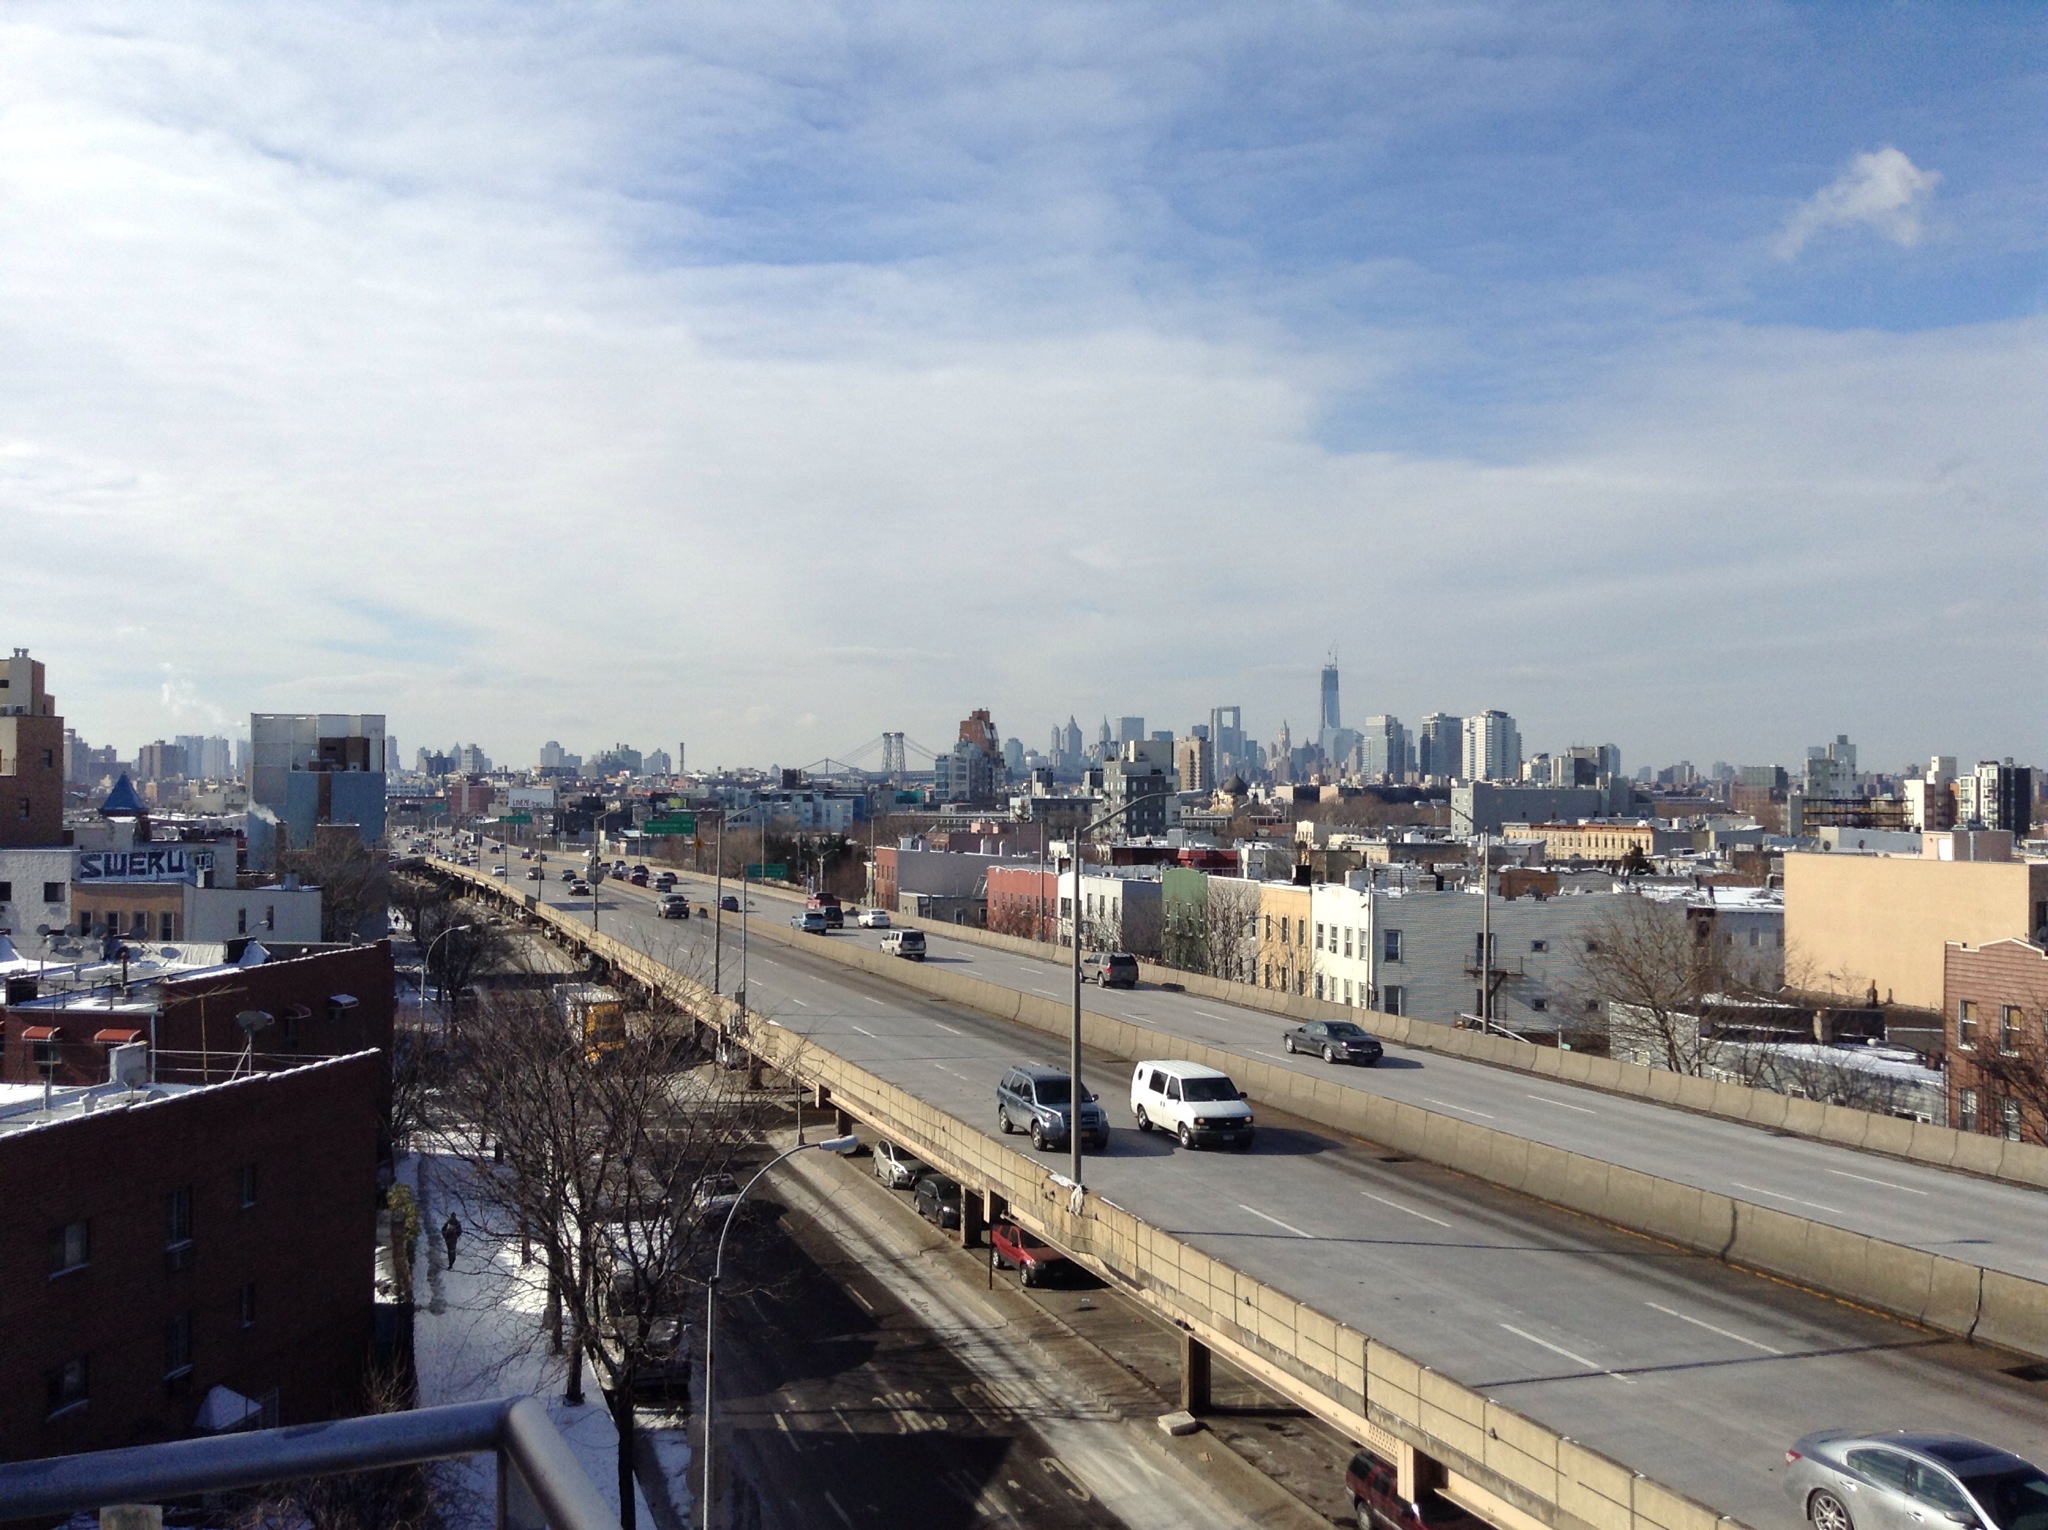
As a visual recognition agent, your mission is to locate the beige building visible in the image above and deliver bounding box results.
[1501,821,1686,862]
[1784,845,2048,1011]
[0,650,64,849]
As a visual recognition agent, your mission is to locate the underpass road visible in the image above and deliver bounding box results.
[474,861,2048,1530]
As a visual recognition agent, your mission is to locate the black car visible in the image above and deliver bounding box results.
[1284,1019,1384,1065]
[719,894,739,912]
[913,1173,963,1229]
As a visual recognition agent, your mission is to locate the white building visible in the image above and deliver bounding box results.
[249,714,387,810]
[1461,711,1521,782]
[1058,869,1163,959]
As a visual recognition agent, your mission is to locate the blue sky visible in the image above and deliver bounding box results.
[1,1,2042,772]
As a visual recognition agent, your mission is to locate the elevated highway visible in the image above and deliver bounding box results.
[434,860,2048,1530]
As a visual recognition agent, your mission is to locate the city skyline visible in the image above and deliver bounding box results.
[4,4,2042,770]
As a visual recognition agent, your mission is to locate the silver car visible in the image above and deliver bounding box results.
[1786,1431,2048,1530]
[872,1138,926,1190]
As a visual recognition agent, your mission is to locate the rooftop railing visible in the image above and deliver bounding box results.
[0,1397,621,1530]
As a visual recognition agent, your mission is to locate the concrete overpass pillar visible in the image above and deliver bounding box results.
[1179,1330,1212,1414]
[984,1189,1009,1230]
[812,1082,831,1111]
[960,1186,985,1248]
[834,1107,854,1138]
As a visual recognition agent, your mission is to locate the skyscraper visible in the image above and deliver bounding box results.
[1208,706,1244,775]
[1358,716,1409,782]
[1418,714,1461,780]
[1461,711,1521,782]
[1320,661,1341,733]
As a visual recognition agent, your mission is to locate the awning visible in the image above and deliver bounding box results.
[20,1025,62,1041]
[280,1004,312,1022]
[93,1028,144,1045]
[193,1384,262,1433]
[328,993,359,1010]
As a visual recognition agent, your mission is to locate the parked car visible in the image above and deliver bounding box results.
[991,1222,1071,1287]
[1284,1019,1385,1065]
[913,1173,963,1228]
[880,929,926,960]
[872,1138,927,1190]
[692,1172,742,1220]
[626,1314,693,1408]
[1130,1059,1254,1149]
[1785,1431,2048,1530]
[791,909,829,934]
[997,1062,1110,1151]
[856,907,891,929]
[1347,1449,1484,1530]
[657,893,690,919]
[719,894,740,912]
[1081,951,1140,988]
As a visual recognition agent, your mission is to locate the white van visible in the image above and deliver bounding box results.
[1129,1060,1254,1150]
[880,928,927,961]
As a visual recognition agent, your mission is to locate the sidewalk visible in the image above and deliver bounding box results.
[402,1142,682,1529]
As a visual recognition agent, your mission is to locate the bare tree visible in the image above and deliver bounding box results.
[447,987,778,1530]
[1575,896,1742,1074]
[236,1364,444,1530]
[279,829,392,942]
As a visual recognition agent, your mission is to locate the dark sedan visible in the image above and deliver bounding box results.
[913,1172,963,1229]
[1283,1019,1384,1065]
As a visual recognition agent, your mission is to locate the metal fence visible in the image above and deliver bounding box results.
[0,1396,622,1530]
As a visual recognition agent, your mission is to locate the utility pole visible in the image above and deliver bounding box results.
[1478,836,1491,1029]
[713,813,725,994]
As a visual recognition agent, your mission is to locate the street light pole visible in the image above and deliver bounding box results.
[1065,791,1150,1203]
[702,1134,856,1529]
[418,922,474,1038]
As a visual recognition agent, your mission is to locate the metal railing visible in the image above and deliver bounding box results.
[0,1397,622,1530]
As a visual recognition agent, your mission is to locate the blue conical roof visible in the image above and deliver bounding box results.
[100,773,146,816]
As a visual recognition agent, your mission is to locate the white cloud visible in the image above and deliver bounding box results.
[1774,146,1941,260]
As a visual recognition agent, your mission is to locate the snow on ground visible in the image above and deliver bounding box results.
[402,1143,680,1529]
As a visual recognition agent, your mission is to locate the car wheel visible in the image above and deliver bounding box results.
[1809,1492,1855,1530]
[998,1106,1014,1135]
[1354,1501,1373,1530]
[1135,1106,1152,1133]
[1178,1123,1195,1149]
[1284,1036,1296,1054]
[1031,1121,1048,1150]
[1324,1044,1338,1063]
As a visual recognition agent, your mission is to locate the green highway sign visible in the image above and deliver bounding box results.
[744,863,789,880]
[497,813,533,824]
[644,813,697,835]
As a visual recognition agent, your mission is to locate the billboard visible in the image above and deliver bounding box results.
[76,846,221,884]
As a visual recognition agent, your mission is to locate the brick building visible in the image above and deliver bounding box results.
[986,865,1059,942]
[0,1051,381,1464]
[2,942,395,1115]
[1945,938,2048,1142]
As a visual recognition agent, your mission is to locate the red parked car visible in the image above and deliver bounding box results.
[1345,1450,1484,1530]
[991,1222,1070,1287]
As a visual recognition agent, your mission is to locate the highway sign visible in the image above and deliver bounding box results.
[744,863,789,880]
[644,814,696,835]
[497,813,533,824]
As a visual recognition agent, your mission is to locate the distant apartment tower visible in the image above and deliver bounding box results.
[136,741,188,783]
[1358,716,1409,782]
[1461,710,1521,783]
[1175,734,1214,794]
[1958,761,2034,836]
[1104,739,1175,837]
[247,713,388,863]
[1804,735,1858,797]
[538,740,566,770]
[1117,716,1146,749]
[0,649,64,848]
[1417,713,1462,781]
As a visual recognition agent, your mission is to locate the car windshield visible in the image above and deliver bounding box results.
[1961,1467,2048,1530]
[1032,1078,1072,1105]
[1324,1022,1368,1039]
[1181,1076,1240,1102]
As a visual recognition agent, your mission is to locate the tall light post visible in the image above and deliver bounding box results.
[1065,790,1153,1203]
[701,1134,857,1529]
[419,922,474,1038]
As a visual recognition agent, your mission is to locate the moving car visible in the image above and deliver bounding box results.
[1081,951,1140,988]
[1284,1019,1385,1065]
[491,865,509,877]
[628,869,649,886]
[560,867,578,881]
[654,872,677,891]
[1130,1059,1255,1150]
[791,909,829,934]
[872,1138,927,1190]
[568,879,591,897]
[719,894,740,912]
[880,929,926,960]
[657,893,690,919]
[913,1173,963,1228]
[856,907,891,929]
[1785,1431,2048,1530]
[525,867,544,880]
[1346,1449,1483,1530]
[991,1222,1071,1287]
[997,1063,1110,1151]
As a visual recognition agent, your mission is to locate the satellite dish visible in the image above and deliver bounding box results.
[235,1009,274,1037]
[159,946,182,960]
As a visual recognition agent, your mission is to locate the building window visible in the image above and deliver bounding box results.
[1960,1087,1980,1134]
[160,911,175,941]
[2000,1097,2023,1142]
[1531,998,1549,1012]
[237,907,248,936]
[1530,939,1548,953]
[77,911,92,936]
[130,911,146,936]
[0,880,10,901]
[240,1163,258,1208]
[1383,929,1403,963]
[164,1311,194,1383]
[1344,980,1354,1005]
[18,796,30,820]
[1957,1000,1978,1049]
[1383,985,1404,1016]
[240,1282,258,1329]
[1343,928,1354,958]
[165,1185,194,1259]
[1279,916,1289,944]
[43,881,62,904]
[1315,975,1325,1000]
[2002,1006,2023,1054]
[47,1220,90,1276]
[45,1356,88,1419]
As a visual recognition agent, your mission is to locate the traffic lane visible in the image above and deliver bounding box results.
[601,873,2048,1279]
[524,876,2048,1529]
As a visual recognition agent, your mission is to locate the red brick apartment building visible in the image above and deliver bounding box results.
[0,1051,381,1465]
[2,942,394,1106]
[1946,939,2048,1142]
[986,865,1059,942]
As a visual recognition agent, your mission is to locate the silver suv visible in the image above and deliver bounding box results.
[997,1063,1109,1151]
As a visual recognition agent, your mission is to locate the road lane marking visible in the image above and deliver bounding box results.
[1731,1181,1844,1215]
[851,1025,877,1038]
[863,995,886,1006]
[1252,1049,1294,1061]
[823,1490,857,1528]
[1193,1009,1234,1022]
[1360,1190,1452,1228]
[933,1022,963,1036]
[848,1285,875,1312]
[1644,1302,1784,1354]
[1498,1323,1634,1385]
[1238,1203,1314,1239]
[1025,985,1057,995]
[935,1064,976,1082]
[787,997,809,1007]
[1524,1093,1597,1115]
[1423,1097,1497,1119]
[1825,1168,1928,1195]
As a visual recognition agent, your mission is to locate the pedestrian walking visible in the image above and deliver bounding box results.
[442,1213,462,1269]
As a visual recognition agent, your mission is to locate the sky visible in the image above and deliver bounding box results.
[2,2,2043,776]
